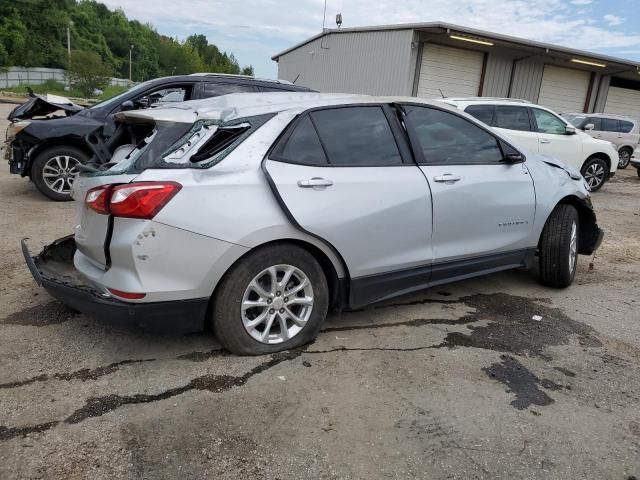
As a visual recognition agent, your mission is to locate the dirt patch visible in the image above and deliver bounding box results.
[483,354,556,410]
[1,301,78,326]
[434,293,602,360]
[0,359,155,389]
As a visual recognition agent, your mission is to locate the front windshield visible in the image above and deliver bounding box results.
[563,114,587,128]
[89,79,155,109]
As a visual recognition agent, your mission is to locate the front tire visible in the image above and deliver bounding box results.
[212,244,329,355]
[31,146,88,201]
[618,147,632,169]
[581,157,609,192]
[538,204,579,288]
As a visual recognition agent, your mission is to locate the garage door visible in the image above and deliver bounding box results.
[604,86,640,121]
[538,65,591,114]
[417,44,484,99]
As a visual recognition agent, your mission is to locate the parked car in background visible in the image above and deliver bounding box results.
[442,98,618,192]
[630,148,640,177]
[23,93,604,355]
[562,113,639,170]
[4,74,314,201]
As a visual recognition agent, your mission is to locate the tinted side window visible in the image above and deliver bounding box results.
[310,107,402,166]
[273,116,327,166]
[533,109,566,135]
[494,106,531,132]
[588,117,602,131]
[602,118,620,132]
[465,105,495,125]
[405,106,503,165]
[620,120,634,133]
[203,83,259,97]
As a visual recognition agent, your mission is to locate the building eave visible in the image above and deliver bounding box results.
[271,21,640,71]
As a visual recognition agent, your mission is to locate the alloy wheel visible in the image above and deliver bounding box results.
[569,221,578,274]
[583,163,605,190]
[42,155,80,195]
[618,150,631,168]
[241,264,314,344]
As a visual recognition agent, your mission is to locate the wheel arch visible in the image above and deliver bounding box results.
[28,138,92,177]
[209,238,350,318]
[549,195,598,255]
[582,152,611,173]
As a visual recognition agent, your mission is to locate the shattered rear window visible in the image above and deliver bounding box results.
[136,113,275,172]
[89,113,275,176]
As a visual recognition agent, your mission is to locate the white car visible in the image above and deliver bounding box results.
[442,98,618,191]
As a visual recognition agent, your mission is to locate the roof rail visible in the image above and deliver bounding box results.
[188,72,292,85]
[446,97,532,103]
[580,112,636,120]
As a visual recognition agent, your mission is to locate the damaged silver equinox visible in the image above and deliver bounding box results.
[22,93,604,355]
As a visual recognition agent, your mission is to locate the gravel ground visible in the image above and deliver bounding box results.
[0,102,639,479]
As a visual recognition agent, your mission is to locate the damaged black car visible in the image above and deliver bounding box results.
[3,74,314,201]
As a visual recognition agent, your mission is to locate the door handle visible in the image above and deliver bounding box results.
[433,174,461,183]
[540,139,551,144]
[297,177,334,188]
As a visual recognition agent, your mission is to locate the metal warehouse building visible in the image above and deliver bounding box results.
[272,22,640,117]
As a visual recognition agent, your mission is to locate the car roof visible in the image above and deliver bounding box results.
[140,74,312,91]
[116,92,459,123]
[443,97,533,107]
[564,112,636,122]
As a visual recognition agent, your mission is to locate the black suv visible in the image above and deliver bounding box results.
[5,74,314,200]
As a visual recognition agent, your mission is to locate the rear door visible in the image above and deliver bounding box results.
[401,104,535,279]
[264,105,433,303]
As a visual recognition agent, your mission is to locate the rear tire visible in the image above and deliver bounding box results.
[31,146,88,201]
[212,244,329,355]
[618,147,632,169]
[580,157,609,192]
[538,204,579,288]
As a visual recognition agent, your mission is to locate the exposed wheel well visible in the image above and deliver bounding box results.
[582,153,611,173]
[555,195,598,255]
[28,139,93,177]
[209,239,348,322]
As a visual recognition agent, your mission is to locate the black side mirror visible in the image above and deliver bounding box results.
[121,100,135,111]
[505,153,526,163]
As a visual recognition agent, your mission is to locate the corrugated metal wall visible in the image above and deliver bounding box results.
[481,51,513,97]
[276,30,415,95]
[276,29,634,114]
[509,58,545,102]
[593,75,611,112]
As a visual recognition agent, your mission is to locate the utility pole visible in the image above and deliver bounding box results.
[66,20,73,60]
[129,45,134,82]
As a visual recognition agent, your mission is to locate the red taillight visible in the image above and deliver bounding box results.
[85,185,113,215]
[109,181,182,219]
[108,288,146,300]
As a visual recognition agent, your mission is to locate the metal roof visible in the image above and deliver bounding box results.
[271,21,640,70]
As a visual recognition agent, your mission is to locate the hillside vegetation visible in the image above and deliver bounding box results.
[0,0,253,81]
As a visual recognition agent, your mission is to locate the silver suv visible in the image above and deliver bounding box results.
[563,113,639,169]
[22,93,604,355]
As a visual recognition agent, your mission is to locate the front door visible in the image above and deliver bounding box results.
[401,104,536,282]
[265,105,433,305]
[531,107,583,171]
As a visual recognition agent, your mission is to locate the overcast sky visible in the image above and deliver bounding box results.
[100,0,640,79]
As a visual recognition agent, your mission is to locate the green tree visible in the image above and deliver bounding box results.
[67,49,111,96]
[0,0,253,80]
